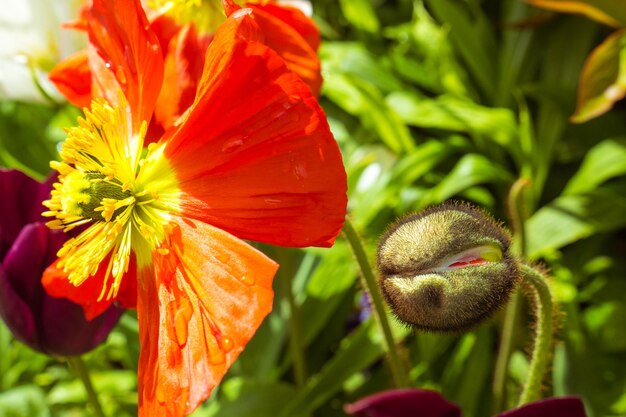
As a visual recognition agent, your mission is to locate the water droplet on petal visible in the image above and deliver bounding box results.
[293,163,308,180]
[220,337,234,352]
[174,310,189,347]
[240,275,255,286]
[166,298,193,347]
[156,383,166,403]
[264,198,282,206]
[221,138,244,153]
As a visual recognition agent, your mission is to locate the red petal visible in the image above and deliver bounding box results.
[87,0,163,127]
[42,254,137,320]
[163,10,347,248]
[251,2,320,51]
[249,3,321,95]
[49,50,92,109]
[137,217,276,416]
[222,0,241,16]
[154,25,211,130]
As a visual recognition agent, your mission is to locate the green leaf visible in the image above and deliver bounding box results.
[426,154,513,204]
[47,370,136,405]
[423,0,497,100]
[442,328,493,417]
[323,72,414,153]
[384,3,468,96]
[564,137,626,194]
[571,30,626,123]
[387,92,517,147]
[278,319,409,417]
[205,378,300,417]
[526,184,626,257]
[0,385,49,417]
[0,102,58,179]
[584,302,626,352]
[320,43,404,93]
[525,0,626,27]
[338,0,380,33]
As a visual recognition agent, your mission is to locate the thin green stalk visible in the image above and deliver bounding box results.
[67,356,106,417]
[276,249,307,388]
[492,289,520,412]
[508,178,530,256]
[342,219,409,388]
[492,178,530,412]
[518,264,553,405]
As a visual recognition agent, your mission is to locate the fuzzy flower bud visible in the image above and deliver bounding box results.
[377,203,519,332]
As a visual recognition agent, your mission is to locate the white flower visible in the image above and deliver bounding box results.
[279,0,312,17]
[0,0,85,103]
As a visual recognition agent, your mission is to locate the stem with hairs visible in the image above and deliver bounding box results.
[518,264,553,405]
[492,178,530,412]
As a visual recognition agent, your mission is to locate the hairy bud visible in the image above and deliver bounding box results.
[377,203,519,332]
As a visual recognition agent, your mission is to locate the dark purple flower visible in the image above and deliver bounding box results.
[344,389,461,417]
[499,397,587,417]
[0,169,122,356]
[344,389,587,417]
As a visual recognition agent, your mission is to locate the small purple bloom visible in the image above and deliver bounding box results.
[344,389,587,417]
[0,169,122,356]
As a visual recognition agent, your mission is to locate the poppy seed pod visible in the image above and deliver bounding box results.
[377,203,519,332]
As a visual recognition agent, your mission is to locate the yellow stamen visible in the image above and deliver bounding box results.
[43,96,181,300]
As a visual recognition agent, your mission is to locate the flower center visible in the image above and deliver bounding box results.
[43,97,180,300]
[148,0,229,34]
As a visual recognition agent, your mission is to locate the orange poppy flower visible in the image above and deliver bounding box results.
[41,0,347,415]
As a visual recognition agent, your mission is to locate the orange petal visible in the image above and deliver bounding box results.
[154,24,212,130]
[42,253,137,320]
[88,0,163,127]
[49,50,92,109]
[249,3,321,95]
[137,217,276,416]
[163,9,347,248]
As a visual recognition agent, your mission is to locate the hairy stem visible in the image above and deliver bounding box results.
[67,356,106,417]
[342,219,409,387]
[492,178,530,412]
[518,264,553,405]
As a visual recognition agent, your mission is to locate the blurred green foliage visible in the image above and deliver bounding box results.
[1,1,626,416]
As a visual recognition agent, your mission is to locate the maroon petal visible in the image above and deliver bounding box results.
[344,389,462,417]
[0,169,54,259]
[0,223,122,356]
[498,397,587,417]
[0,265,37,345]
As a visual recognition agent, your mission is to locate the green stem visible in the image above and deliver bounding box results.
[508,178,530,256]
[492,178,530,412]
[518,264,553,405]
[67,356,106,417]
[492,290,520,412]
[276,249,307,388]
[342,219,409,388]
